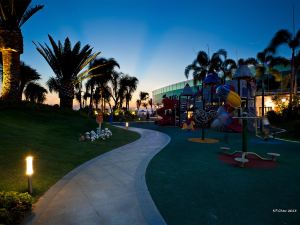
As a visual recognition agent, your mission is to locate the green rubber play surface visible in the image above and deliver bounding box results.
[132,122,300,225]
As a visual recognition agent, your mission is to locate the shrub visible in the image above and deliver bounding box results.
[0,192,32,225]
[267,110,281,123]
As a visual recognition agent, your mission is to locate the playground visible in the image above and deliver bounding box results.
[143,65,299,224]
[129,122,300,225]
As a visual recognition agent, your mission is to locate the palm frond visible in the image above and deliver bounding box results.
[19,4,43,27]
[196,51,209,66]
[268,29,292,52]
[244,57,257,65]
[46,77,60,93]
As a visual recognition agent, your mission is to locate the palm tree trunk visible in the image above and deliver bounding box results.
[59,81,74,109]
[19,82,26,100]
[1,50,20,100]
[60,97,73,108]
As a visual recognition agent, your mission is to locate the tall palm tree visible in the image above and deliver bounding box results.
[24,82,47,103]
[139,91,149,103]
[268,29,300,102]
[19,62,41,99]
[185,49,233,85]
[88,57,119,110]
[148,98,153,114]
[142,102,148,110]
[0,0,43,100]
[74,81,83,109]
[120,75,138,111]
[35,35,100,109]
[136,99,141,111]
[244,49,289,123]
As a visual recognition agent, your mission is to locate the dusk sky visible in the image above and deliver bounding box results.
[7,0,300,106]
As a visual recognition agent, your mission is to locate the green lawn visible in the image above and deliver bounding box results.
[0,105,140,200]
[131,123,300,225]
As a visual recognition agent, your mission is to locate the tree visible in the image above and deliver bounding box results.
[120,75,138,111]
[136,99,141,111]
[185,49,235,85]
[268,29,300,102]
[139,91,149,102]
[24,82,47,103]
[35,35,100,109]
[0,0,43,100]
[142,102,148,109]
[88,57,119,110]
[148,98,153,114]
[74,81,83,109]
[19,62,41,99]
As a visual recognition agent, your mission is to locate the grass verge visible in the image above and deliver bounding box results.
[0,105,140,200]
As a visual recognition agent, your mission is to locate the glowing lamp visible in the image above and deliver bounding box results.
[281,98,286,103]
[25,156,34,194]
[26,156,33,176]
[94,110,98,115]
[125,122,129,128]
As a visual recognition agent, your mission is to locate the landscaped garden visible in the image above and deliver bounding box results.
[0,104,140,199]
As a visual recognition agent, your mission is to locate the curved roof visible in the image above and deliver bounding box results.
[181,83,194,96]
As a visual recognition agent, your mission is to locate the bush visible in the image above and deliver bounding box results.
[0,192,32,225]
[267,110,282,123]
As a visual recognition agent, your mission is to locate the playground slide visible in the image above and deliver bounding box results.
[155,107,174,126]
[225,118,242,132]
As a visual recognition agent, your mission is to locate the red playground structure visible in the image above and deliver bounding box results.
[155,98,179,126]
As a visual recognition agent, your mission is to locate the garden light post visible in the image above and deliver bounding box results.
[25,156,34,194]
[125,122,129,129]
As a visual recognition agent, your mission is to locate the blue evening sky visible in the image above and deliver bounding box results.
[17,0,300,104]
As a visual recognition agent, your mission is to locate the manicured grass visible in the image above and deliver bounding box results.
[0,105,140,200]
[131,123,300,225]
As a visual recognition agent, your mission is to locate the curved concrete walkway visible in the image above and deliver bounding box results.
[24,127,170,225]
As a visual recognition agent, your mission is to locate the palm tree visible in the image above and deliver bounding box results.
[74,81,83,109]
[136,99,141,111]
[19,62,41,99]
[221,59,237,82]
[0,0,43,100]
[268,29,300,102]
[139,91,149,102]
[142,102,148,110]
[88,57,119,110]
[35,35,100,109]
[148,98,153,114]
[120,75,138,111]
[185,49,233,85]
[24,82,47,103]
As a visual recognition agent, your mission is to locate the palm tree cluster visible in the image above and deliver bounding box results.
[185,49,237,86]
[186,28,300,107]
[267,29,300,103]
[0,1,140,111]
[83,67,139,113]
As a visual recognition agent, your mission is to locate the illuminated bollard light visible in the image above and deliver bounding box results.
[125,122,129,129]
[25,156,34,194]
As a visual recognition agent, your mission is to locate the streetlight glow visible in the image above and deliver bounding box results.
[26,156,34,176]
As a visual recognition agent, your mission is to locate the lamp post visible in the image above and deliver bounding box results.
[25,156,34,194]
[125,122,129,129]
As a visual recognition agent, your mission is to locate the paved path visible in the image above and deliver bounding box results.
[24,127,170,225]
